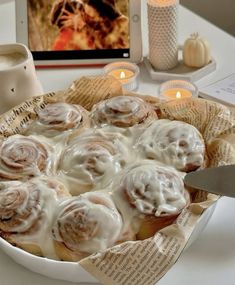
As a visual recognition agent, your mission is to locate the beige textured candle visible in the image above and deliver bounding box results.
[147,0,179,71]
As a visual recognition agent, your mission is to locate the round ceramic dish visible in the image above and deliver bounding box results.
[0,202,217,283]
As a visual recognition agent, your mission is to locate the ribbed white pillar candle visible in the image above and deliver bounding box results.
[147,0,179,71]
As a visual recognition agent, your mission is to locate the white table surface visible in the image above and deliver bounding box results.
[0,1,235,285]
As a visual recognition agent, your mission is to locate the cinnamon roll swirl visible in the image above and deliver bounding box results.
[58,133,128,195]
[90,96,157,128]
[0,178,70,257]
[52,192,123,261]
[137,119,206,172]
[26,103,90,137]
[117,161,190,240]
[0,135,51,180]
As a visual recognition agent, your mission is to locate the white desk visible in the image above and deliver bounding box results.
[0,1,235,285]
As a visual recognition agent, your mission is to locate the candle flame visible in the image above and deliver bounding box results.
[120,71,126,79]
[176,91,181,99]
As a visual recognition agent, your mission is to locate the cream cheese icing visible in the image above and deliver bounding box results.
[0,178,70,259]
[52,192,123,254]
[90,95,157,127]
[58,131,131,195]
[114,160,189,218]
[26,103,89,138]
[136,119,206,172]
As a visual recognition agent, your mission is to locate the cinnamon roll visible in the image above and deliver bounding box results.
[58,132,129,195]
[137,119,206,172]
[52,192,123,261]
[0,178,70,257]
[0,135,51,180]
[90,96,157,128]
[116,161,190,240]
[26,103,90,137]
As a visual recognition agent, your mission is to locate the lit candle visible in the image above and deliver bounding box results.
[103,62,140,91]
[162,88,192,100]
[159,80,198,101]
[107,68,135,84]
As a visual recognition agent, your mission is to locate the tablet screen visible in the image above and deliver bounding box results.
[27,0,130,61]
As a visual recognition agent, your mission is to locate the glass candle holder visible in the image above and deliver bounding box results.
[159,80,198,101]
[103,62,140,91]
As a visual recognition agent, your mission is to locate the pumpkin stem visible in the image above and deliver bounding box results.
[191,32,199,40]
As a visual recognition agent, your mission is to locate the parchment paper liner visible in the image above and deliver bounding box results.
[0,75,234,285]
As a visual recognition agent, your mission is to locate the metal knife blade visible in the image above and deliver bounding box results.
[184,165,235,198]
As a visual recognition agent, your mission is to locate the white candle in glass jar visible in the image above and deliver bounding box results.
[104,62,140,91]
[159,80,198,101]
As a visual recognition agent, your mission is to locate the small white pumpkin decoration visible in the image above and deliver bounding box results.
[183,33,211,68]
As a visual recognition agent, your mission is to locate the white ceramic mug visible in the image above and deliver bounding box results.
[0,43,43,114]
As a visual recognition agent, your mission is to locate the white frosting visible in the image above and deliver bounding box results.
[111,184,141,237]
[0,135,52,179]
[38,103,82,125]
[105,96,140,115]
[91,96,155,127]
[0,102,202,260]
[0,52,25,70]
[27,103,87,138]
[116,160,188,217]
[0,178,69,259]
[59,132,130,195]
[137,119,205,171]
[0,134,66,181]
[0,183,41,233]
[52,192,123,254]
